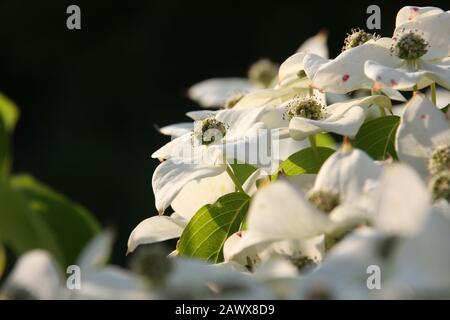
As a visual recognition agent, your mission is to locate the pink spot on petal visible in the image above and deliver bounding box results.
[420,114,428,120]
[376,75,382,81]
[342,74,350,82]
[412,7,419,11]
[390,79,398,87]
[236,231,242,238]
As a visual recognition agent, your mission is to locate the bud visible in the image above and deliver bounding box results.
[342,28,379,51]
[428,145,450,176]
[392,30,428,60]
[285,96,324,121]
[307,189,340,213]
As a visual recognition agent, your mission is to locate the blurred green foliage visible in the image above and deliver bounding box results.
[0,92,100,270]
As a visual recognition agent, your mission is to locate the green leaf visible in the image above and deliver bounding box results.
[315,133,336,149]
[0,92,19,132]
[0,244,5,278]
[229,163,257,186]
[178,192,250,263]
[354,115,400,160]
[0,115,10,179]
[0,179,64,263]
[276,146,335,177]
[10,175,101,266]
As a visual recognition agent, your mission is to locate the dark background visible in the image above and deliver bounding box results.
[0,0,446,264]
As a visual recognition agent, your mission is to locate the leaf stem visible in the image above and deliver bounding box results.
[226,165,245,193]
[431,82,437,106]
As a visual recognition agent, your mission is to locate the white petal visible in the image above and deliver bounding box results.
[74,266,151,299]
[380,87,407,102]
[374,164,430,235]
[167,257,272,299]
[171,171,235,220]
[294,228,387,299]
[278,52,307,85]
[78,231,114,270]
[308,39,401,93]
[396,93,450,178]
[188,78,256,108]
[314,148,381,202]
[297,30,329,58]
[215,107,270,135]
[289,106,365,140]
[127,215,187,254]
[303,53,330,81]
[394,11,450,61]
[159,122,193,137]
[388,208,450,296]
[419,60,450,90]
[152,159,224,213]
[396,6,444,27]
[365,60,433,91]
[242,168,264,196]
[186,110,217,121]
[2,250,63,299]
[220,122,274,169]
[223,231,262,267]
[425,85,450,109]
[151,133,192,160]
[247,180,331,241]
[233,86,298,109]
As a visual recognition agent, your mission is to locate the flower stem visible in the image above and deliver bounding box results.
[371,88,385,117]
[309,135,319,160]
[431,82,437,106]
[226,165,245,193]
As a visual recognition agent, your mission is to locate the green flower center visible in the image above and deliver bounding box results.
[428,145,450,176]
[248,58,278,88]
[342,28,379,51]
[224,92,245,109]
[430,170,450,202]
[308,189,340,213]
[198,118,227,145]
[285,97,324,121]
[393,32,428,60]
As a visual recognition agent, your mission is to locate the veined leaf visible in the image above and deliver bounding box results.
[229,162,257,186]
[354,116,400,160]
[178,192,250,263]
[275,146,335,177]
[11,175,101,266]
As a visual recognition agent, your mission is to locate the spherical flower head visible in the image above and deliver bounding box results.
[307,189,340,214]
[248,58,278,88]
[285,96,324,121]
[194,117,227,145]
[392,31,428,60]
[428,145,450,176]
[430,170,450,202]
[224,92,245,109]
[342,28,379,51]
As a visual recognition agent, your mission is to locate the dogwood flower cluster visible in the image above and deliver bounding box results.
[1,6,449,300]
